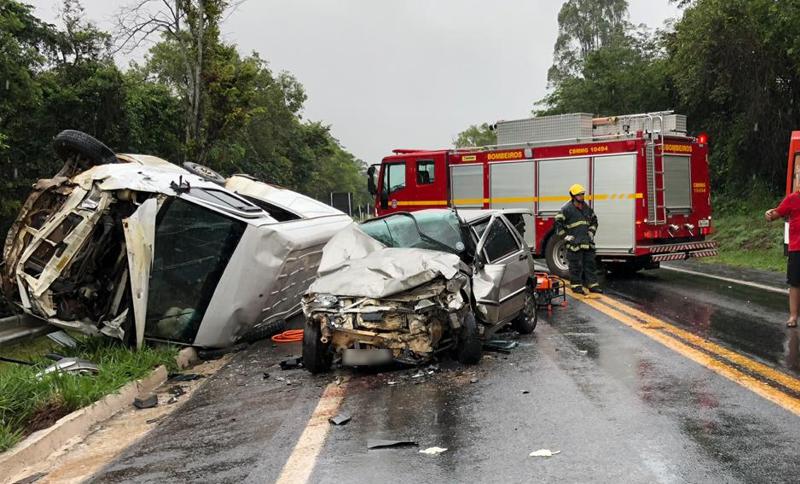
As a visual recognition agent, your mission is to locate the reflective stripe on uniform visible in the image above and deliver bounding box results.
[555,214,565,220]
[589,283,600,288]
[566,220,589,229]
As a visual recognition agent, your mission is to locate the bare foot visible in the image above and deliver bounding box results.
[788,318,797,328]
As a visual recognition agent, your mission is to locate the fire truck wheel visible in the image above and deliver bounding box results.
[303,317,332,374]
[544,236,570,279]
[456,312,482,365]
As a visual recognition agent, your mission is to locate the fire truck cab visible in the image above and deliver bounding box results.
[368,111,717,278]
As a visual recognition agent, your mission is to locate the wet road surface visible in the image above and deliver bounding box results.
[89,268,800,483]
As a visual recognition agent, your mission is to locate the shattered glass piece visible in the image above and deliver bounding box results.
[46,330,78,348]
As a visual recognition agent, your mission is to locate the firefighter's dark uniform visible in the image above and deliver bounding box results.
[554,201,600,291]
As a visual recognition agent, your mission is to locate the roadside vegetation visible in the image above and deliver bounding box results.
[0,337,177,452]
[704,190,786,272]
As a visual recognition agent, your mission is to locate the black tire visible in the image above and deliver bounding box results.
[456,312,482,365]
[53,130,117,165]
[303,317,332,374]
[544,235,570,279]
[241,319,286,343]
[183,162,226,185]
[512,290,538,334]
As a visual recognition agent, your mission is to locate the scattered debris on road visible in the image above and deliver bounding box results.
[367,439,418,450]
[169,373,203,382]
[35,357,99,378]
[328,413,351,426]
[280,357,303,370]
[419,446,448,455]
[133,393,158,409]
[529,449,561,457]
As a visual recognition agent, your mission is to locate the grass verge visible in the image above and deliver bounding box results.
[0,337,178,452]
[700,189,786,273]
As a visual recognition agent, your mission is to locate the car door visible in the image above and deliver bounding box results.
[471,214,532,325]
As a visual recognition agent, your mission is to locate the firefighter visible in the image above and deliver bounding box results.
[555,184,602,295]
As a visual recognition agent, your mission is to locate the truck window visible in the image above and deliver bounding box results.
[416,160,435,185]
[383,162,406,194]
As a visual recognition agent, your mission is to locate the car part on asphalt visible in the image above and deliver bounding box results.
[419,447,448,455]
[2,130,352,350]
[366,439,418,450]
[328,413,351,425]
[133,393,158,409]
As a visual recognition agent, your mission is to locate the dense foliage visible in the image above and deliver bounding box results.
[0,0,369,238]
[457,0,800,198]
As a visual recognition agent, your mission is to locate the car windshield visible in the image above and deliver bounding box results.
[361,211,465,254]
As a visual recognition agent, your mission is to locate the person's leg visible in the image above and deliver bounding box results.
[567,249,584,294]
[787,252,799,326]
[583,250,602,292]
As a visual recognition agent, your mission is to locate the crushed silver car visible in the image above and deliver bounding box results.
[1,130,352,349]
[301,208,538,372]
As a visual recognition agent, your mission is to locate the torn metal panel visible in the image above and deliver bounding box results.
[122,197,159,348]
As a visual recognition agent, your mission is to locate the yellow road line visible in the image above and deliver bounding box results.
[568,289,800,416]
[275,382,348,484]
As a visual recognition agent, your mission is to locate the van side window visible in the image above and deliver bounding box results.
[416,160,435,185]
[383,162,406,194]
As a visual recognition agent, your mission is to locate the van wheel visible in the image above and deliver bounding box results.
[303,317,332,374]
[544,236,570,279]
[53,130,117,166]
[512,291,538,334]
[456,312,482,365]
[183,162,226,186]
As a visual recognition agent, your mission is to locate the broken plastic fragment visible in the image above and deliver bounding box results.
[133,393,158,409]
[367,439,418,449]
[529,449,560,457]
[329,413,351,426]
[419,447,448,455]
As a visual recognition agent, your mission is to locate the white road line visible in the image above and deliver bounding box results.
[275,381,347,484]
[660,265,788,295]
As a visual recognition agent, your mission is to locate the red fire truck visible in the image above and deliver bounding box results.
[783,131,800,247]
[367,111,718,277]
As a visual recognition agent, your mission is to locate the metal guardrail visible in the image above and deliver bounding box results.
[0,313,49,346]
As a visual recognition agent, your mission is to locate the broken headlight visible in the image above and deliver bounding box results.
[312,294,340,309]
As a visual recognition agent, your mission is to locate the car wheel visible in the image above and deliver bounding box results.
[303,317,332,374]
[456,312,482,365]
[241,319,286,343]
[53,130,117,166]
[182,162,227,186]
[512,290,538,334]
[544,235,570,279]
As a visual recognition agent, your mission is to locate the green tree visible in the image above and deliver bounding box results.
[669,0,800,192]
[454,123,497,148]
[548,0,630,84]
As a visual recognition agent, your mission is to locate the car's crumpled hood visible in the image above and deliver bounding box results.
[309,223,464,299]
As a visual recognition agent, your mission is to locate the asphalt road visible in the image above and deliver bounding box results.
[88,267,800,484]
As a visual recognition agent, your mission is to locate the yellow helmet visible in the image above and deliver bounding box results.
[569,183,586,196]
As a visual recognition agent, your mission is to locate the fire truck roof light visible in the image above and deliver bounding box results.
[697,132,708,144]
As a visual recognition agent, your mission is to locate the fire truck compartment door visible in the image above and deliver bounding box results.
[592,154,636,251]
[537,157,589,214]
[450,164,484,208]
[489,161,536,250]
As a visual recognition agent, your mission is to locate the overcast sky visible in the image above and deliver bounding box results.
[29,0,683,164]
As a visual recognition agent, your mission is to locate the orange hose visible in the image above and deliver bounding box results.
[271,329,304,343]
